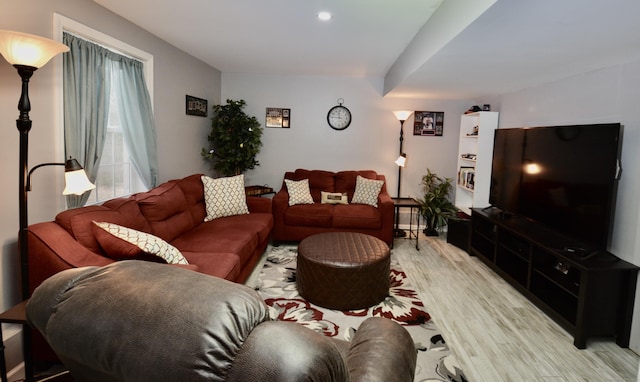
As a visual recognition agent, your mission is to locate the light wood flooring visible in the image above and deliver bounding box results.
[247,235,639,381]
[393,234,640,382]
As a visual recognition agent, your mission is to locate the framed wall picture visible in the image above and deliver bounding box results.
[186,95,208,117]
[266,107,291,128]
[413,111,444,136]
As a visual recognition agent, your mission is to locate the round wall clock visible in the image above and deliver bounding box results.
[327,98,352,130]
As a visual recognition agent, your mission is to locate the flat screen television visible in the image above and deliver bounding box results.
[489,123,621,251]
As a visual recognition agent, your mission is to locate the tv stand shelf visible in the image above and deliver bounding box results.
[470,207,638,349]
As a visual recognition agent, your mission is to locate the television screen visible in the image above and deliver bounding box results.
[489,123,621,250]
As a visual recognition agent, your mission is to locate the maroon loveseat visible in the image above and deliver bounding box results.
[272,169,394,245]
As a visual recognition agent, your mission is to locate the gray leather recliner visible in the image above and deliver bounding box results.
[26,261,417,381]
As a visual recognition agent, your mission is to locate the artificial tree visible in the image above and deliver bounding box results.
[416,169,458,236]
[201,99,263,176]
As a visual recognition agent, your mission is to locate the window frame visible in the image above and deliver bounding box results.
[54,13,154,204]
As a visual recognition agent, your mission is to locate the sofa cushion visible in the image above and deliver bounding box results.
[290,169,335,202]
[202,174,250,221]
[335,170,379,199]
[135,182,196,242]
[92,222,189,265]
[351,175,384,207]
[181,251,241,280]
[284,179,314,206]
[171,224,259,266]
[174,174,207,223]
[284,204,334,228]
[55,199,150,254]
[333,204,382,230]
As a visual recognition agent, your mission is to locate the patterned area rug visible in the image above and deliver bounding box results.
[253,244,467,382]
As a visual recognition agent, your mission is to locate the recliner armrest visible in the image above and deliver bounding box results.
[347,317,417,382]
[227,321,349,382]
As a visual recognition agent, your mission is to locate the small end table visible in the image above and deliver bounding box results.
[391,197,421,250]
[245,185,275,197]
[0,300,31,382]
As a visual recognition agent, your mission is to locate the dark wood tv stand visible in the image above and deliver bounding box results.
[470,207,638,349]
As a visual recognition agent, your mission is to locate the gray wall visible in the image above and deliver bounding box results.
[0,0,220,316]
[222,73,470,200]
[486,59,640,352]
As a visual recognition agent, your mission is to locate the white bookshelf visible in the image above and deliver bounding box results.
[454,111,499,215]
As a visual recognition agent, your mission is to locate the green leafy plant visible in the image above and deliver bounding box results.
[201,99,263,176]
[417,169,458,236]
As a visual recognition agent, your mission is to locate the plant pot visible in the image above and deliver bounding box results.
[423,227,439,236]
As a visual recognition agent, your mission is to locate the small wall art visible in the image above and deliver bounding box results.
[186,95,208,117]
[266,107,291,128]
[413,111,444,136]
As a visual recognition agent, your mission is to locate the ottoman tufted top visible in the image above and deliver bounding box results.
[298,232,389,268]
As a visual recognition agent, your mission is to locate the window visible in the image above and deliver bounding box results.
[56,14,156,206]
[85,83,146,204]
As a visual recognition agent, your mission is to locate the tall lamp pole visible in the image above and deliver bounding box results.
[392,111,412,238]
[0,30,94,381]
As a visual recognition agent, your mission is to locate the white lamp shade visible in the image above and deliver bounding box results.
[63,170,96,196]
[395,155,407,167]
[393,110,413,122]
[0,30,69,68]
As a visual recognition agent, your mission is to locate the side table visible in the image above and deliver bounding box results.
[391,197,421,250]
[0,300,31,382]
[245,185,275,197]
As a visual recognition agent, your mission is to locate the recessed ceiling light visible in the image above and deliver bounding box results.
[318,11,332,21]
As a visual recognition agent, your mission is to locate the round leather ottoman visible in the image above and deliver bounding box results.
[297,232,390,310]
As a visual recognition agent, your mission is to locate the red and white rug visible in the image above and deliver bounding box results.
[254,245,467,382]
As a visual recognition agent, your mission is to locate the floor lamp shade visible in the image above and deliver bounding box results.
[393,110,413,122]
[0,30,69,68]
[63,159,96,195]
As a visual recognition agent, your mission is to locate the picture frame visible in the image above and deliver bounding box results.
[186,95,208,117]
[413,111,444,136]
[266,107,291,128]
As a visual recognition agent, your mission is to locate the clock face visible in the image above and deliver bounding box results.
[327,105,352,130]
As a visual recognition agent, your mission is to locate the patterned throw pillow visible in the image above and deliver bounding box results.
[202,174,250,221]
[351,175,384,207]
[284,178,314,206]
[321,191,348,205]
[92,221,188,264]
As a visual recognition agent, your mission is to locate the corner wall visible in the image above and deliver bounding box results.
[0,0,221,371]
[485,59,640,353]
[221,73,470,200]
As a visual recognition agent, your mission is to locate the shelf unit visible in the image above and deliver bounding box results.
[470,207,639,349]
[455,112,499,216]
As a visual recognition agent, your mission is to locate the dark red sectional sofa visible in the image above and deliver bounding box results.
[27,173,273,292]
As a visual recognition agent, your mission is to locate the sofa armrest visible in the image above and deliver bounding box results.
[346,317,417,382]
[246,196,272,214]
[376,182,395,245]
[28,222,114,292]
[227,321,349,382]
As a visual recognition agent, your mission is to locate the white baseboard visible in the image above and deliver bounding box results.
[1,324,24,381]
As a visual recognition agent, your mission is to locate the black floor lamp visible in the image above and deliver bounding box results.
[0,29,95,381]
[392,110,413,238]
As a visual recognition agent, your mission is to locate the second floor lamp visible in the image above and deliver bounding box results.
[392,110,413,237]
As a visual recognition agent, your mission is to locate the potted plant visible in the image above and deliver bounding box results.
[417,169,458,236]
[201,99,263,176]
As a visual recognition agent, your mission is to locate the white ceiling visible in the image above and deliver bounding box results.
[94,0,640,100]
